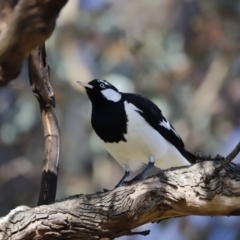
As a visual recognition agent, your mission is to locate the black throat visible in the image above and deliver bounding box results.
[91,99,128,143]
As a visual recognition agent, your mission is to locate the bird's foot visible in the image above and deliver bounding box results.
[114,170,131,188]
[195,152,225,162]
[122,174,143,186]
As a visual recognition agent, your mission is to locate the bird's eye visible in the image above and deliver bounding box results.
[100,83,105,88]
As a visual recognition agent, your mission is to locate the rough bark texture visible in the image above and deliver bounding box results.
[0,0,68,85]
[1,161,240,240]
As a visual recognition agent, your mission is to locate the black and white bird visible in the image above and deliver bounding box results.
[78,79,197,187]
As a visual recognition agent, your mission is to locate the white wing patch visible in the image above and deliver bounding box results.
[97,79,110,85]
[101,89,121,102]
[159,119,181,139]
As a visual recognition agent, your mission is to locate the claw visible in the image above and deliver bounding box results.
[122,175,143,186]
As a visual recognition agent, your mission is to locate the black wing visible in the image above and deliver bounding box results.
[124,93,184,148]
[124,93,197,163]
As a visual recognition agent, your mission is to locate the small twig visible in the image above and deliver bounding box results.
[28,44,60,206]
[195,142,240,173]
[216,141,240,172]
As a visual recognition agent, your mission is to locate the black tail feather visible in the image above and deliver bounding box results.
[181,149,197,164]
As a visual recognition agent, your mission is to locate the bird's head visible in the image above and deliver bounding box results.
[78,79,122,104]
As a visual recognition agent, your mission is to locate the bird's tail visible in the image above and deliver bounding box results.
[180,149,197,164]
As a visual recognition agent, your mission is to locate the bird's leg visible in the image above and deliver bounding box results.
[122,157,155,186]
[115,169,130,188]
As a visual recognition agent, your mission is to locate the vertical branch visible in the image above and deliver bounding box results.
[28,44,60,206]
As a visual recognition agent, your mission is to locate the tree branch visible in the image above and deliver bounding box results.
[195,141,240,174]
[28,44,60,206]
[216,141,240,171]
[1,155,240,239]
[0,0,68,86]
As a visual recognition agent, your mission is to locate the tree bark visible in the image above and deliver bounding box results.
[1,160,240,240]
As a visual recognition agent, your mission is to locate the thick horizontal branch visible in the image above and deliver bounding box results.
[0,0,68,86]
[1,161,240,240]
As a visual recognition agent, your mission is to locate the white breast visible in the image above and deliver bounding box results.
[101,101,190,172]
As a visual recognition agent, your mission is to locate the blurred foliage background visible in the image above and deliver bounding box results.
[1,0,240,239]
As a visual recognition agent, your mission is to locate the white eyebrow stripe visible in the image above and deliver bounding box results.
[97,79,110,85]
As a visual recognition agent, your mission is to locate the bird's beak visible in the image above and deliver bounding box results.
[77,81,93,89]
